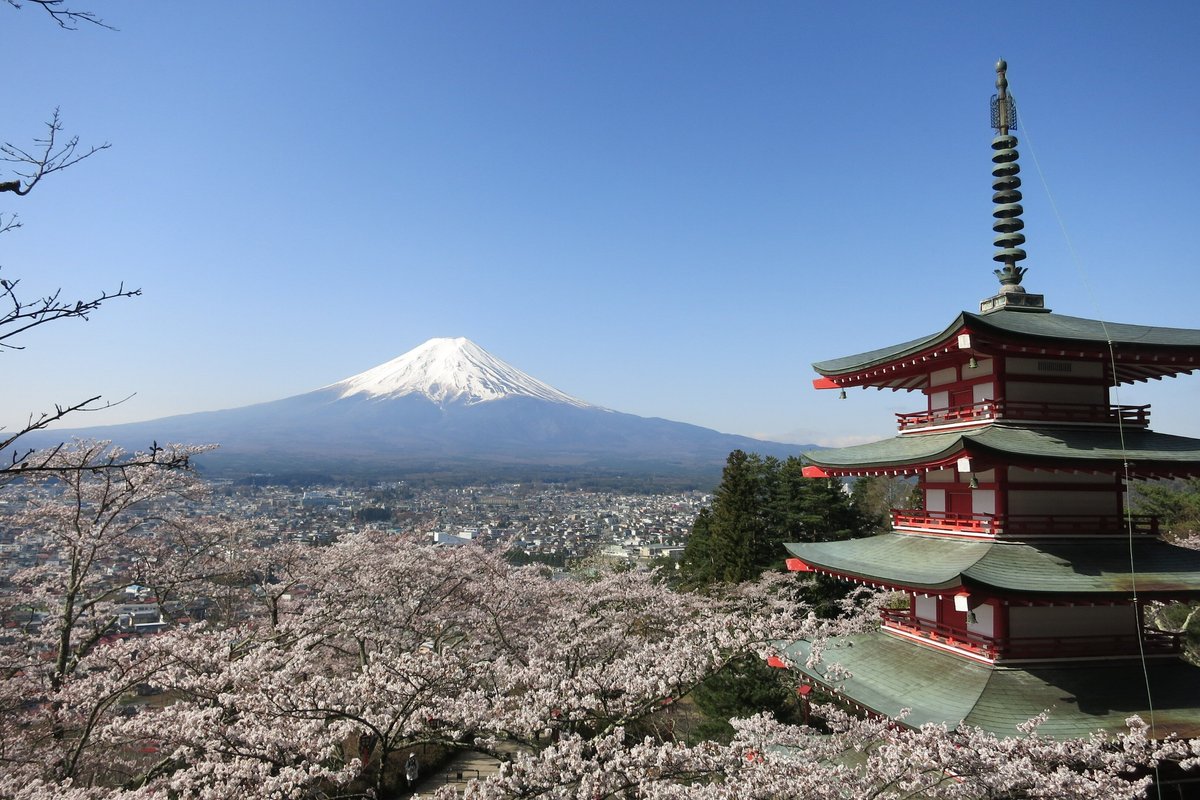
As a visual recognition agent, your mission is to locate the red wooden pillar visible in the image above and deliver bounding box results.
[993,598,1010,657]
[994,464,1008,534]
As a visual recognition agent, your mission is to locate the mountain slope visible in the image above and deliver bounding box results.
[328,336,591,408]
[26,338,809,483]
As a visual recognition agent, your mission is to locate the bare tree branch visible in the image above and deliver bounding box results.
[0,5,153,482]
[3,0,113,30]
[1,270,141,351]
[1,109,110,196]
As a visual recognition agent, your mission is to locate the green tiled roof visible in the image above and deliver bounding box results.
[970,309,1200,348]
[785,535,988,590]
[784,535,1200,594]
[803,425,1200,471]
[967,539,1200,594]
[813,309,1200,377]
[812,327,955,376]
[780,632,1200,739]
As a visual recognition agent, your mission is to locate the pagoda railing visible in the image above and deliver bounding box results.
[881,609,1183,660]
[998,629,1182,660]
[882,610,998,657]
[1003,514,1159,537]
[896,401,999,431]
[891,510,998,537]
[896,401,1150,432]
[891,510,1159,538]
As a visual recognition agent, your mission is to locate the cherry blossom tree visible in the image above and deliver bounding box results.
[436,708,1200,800]
[0,440,236,793]
[3,517,1195,799]
[69,533,857,798]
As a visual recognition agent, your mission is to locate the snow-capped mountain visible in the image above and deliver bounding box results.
[329,337,591,408]
[27,338,808,484]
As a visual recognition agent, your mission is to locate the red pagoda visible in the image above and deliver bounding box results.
[779,61,1200,740]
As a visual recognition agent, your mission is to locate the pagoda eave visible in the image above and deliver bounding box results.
[776,632,1200,740]
[785,535,1200,595]
[813,310,1200,389]
[803,427,1200,478]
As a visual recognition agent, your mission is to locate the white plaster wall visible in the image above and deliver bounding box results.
[930,367,957,387]
[967,602,995,637]
[915,595,938,622]
[930,390,949,410]
[926,489,946,512]
[972,490,996,515]
[972,382,995,403]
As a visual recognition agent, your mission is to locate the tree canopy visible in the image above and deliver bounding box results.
[680,451,867,588]
[4,454,1197,798]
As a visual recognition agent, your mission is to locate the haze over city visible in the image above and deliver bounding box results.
[6,2,1199,449]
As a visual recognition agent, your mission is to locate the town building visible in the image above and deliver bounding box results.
[778,61,1200,739]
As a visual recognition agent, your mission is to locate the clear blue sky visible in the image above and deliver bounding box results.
[5,1,1199,448]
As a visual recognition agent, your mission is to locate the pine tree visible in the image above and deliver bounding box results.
[681,452,869,588]
[679,507,715,587]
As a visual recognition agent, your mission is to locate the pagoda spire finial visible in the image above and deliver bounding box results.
[981,59,1047,313]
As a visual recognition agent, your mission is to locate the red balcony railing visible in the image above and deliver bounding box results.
[1003,514,1158,537]
[896,401,998,431]
[891,510,998,536]
[999,629,1182,660]
[896,401,1150,432]
[880,608,1183,661]
[881,609,998,657]
[891,510,1159,538]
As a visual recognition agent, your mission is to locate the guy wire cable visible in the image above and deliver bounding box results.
[1017,93,1163,793]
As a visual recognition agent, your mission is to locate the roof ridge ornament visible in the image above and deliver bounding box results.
[980,59,1048,314]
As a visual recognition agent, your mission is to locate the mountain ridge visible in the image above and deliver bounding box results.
[326,337,594,409]
[21,338,813,485]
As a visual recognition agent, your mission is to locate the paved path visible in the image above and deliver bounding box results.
[411,743,521,797]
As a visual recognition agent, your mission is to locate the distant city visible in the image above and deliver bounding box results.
[0,480,708,607]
